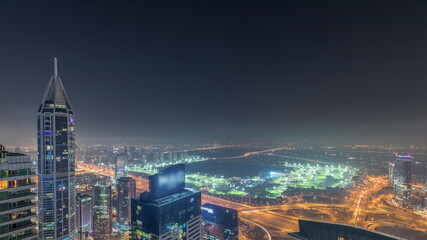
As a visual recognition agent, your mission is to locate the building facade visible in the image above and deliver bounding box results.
[92,183,112,239]
[37,59,77,240]
[115,150,129,181]
[0,145,38,240]
[76,193,92,240]
[388,162,395,187]
[117,177,136,226]
[131,164,202,240]
[393,155,412,205]
[201,203,238,240]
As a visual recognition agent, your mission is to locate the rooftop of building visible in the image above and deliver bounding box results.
[39,58,73,111]
[5,152,26,157]
[117,176,135,181]
[0,146,26,157]
[202,203,236,213]
[292,219,405,240]
[137,188,200,206]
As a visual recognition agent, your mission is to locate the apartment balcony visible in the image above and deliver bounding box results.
[0,223,37,239]
[16,233,38,240]
[0,213,36,227]
[0,183,36,193]
[1,203,35,215]
[0,163,33,171]
[7,173,37,182]
[0,193,36,204]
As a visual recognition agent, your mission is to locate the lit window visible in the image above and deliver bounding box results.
[0,181,7,189]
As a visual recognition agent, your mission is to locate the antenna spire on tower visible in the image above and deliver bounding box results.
[54,58,58,78]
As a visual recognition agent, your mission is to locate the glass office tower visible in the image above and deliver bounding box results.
[131,164,202,240]
[92,183,112,239]
[201,203,238,240]
[76,193,92,240]
[37,58,77,240]
[0,145,37,240]
[393,155,412,206]
[388,162,395,187]
[115,148,129,182]
[117,176,136,226]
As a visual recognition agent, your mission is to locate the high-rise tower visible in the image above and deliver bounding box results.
[393,155,412,206]
[92,183,112,239]
[117,176,136,226]
[388,162,395,187]
[37,59,77,240]
[115,147,129,181]
[76,193,92,240]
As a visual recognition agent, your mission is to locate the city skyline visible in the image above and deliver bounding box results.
[2,1,427,145]
[1,2,427,239]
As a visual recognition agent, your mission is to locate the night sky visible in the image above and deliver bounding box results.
[1,0,427,145]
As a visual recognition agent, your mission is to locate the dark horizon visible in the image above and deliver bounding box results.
[2,1,427,146]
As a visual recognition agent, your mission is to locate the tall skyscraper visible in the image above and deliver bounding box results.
[0,145,38,240]
[388,162,395,187]
[115,148,129,181]
[37,59,77,240]
[393,155,413,206]
[117,176,136,226]
[115,146,136,227]
[201,203,239,240]
[131,164,202,240]
[92,182,112,239]
[76,193,92,240]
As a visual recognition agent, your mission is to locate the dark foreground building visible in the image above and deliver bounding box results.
[201,203,238,240]
[291,219,404,240]
[131,164,202,240]
[0,145,37,240]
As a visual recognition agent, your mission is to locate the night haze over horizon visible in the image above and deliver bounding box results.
[4,2,427,239]
[2,0,427,146]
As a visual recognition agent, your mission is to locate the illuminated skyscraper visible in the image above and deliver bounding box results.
[388,162,395,187]
[76,193,92,240]
[0,145,37,240]
[115,146,136,227]
[131,164,202,240]
[92,183,112,239]
[37,59,77,240]
[393,155,412,206]
[115,148,129,181]
[117,176,136,226]
[394,155,412,187]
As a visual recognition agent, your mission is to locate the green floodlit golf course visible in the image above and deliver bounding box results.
[130,157,358,199]
[185,163,357,198]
